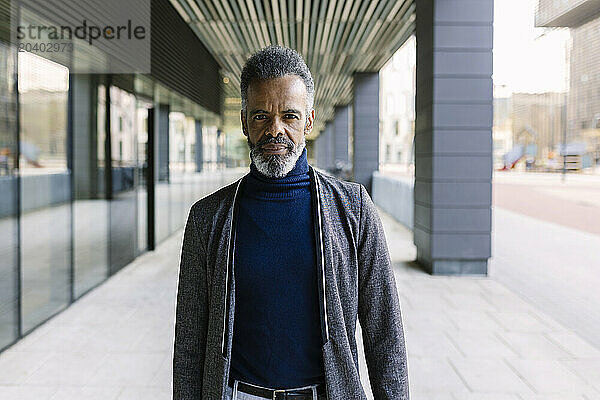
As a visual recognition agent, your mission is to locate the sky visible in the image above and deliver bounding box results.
[493,0,570,95]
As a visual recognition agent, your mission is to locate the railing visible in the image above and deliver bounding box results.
[372,171,414,231]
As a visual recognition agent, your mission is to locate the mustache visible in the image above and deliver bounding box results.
[255,135,295,150]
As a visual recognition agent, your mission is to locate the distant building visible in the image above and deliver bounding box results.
[379,36,416,167]
[512,92,566,162]
[493,87,513,169]
[536,0,600,165]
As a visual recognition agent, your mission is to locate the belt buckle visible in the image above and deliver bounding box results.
[272,389,286,400]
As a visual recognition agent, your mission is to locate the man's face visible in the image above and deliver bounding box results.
[241,74,315,178]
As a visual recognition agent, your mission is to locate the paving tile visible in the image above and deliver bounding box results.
[561,359,600,386]
[149,353,171,389]
[116,387,171,400]
[506,359,589,394]
[448,330,518,358]
[452,394,521,400]
[405,330,463,357]
[407,295,456,312]
[14,324,99,353]
[23,351,106,386]
[475,280,516,297]
[496,332,571,359]
[442,292,496,312]
[0,385,58,399]
[49,386,123,400]
[408,357,470,393]
[449,358,533,393]
[410,392,454,400]
[446,310,503,331]
[0,350,53,384]
[442,277,488,295]
[490,312,553,333]
[483,293,537,313]
[403,309,457,331]
[86,353,166,387]
[518,395,587,400]
[547,332,600,359]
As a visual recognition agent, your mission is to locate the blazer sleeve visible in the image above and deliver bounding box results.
[173,204,209,399]
[356,184,410,400]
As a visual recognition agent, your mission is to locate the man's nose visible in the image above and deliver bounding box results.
[266,117,284,137]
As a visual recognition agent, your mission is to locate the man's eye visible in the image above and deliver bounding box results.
[253,115,267,120]
[284,114,299,119]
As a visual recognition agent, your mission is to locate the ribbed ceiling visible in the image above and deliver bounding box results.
[169,0,415,133]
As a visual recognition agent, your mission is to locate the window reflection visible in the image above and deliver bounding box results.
[0,41,19,349]
[18,51,71,333]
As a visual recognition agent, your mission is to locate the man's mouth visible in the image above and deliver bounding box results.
[260,143,289,154]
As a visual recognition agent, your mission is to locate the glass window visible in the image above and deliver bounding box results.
[73,76,108,299]
[18,51,71,333]
[0,41,19,349]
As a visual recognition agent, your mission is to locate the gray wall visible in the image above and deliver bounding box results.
[372,172,414,230]
[195,119,203,172]
[315,122,334,171]
[0,174,70,217]
[72,74,102,200]
[156,103,170,182]
[414,0,493,275]
[353,72,379,192]
[333,105,351,167]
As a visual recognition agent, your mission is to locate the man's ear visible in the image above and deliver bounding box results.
[304,109,315,135]
[241,109,248,137]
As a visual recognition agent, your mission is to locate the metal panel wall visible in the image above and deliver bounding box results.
[151,0,222,115]
[353,72,380,192]
[333,105,350,166]
[414,0,493,275]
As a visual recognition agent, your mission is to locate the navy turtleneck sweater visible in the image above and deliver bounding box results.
[229,148,325,389]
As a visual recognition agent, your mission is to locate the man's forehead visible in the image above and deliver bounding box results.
[247,75,307,96]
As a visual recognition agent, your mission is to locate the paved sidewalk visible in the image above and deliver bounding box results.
[1,209,599,399]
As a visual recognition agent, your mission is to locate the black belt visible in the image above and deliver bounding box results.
[229,378,326,400]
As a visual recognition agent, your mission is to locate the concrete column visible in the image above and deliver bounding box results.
[333,105,350,168]
[155,103,170,182]
[352,72,379,192]
[414,0,493,275]
[195,119,203,172]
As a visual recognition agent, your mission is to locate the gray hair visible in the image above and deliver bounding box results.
[240,45,314,114]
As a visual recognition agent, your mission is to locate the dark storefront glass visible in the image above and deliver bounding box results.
[18,51,71,333]
[155,104,170,244]
[169,112,186,234]
[72,77,108,299]
[136,101,151,255]
[109,86,137,274]
[0,41,19,349]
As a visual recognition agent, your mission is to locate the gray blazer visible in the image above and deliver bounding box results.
[173,167,409,399]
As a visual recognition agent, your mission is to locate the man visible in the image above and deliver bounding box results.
[173,45,409,400]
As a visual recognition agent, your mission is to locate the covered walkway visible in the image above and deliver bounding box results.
[1,209,598,400]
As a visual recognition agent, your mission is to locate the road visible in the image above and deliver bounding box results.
[491,171,600,350]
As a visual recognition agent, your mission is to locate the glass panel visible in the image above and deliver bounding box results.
[18,51,71,333]
[155,105,170,243]
[109,86,137,274]
[0,41,19,348]
[73,77,108,299]
[183,116,195,211]
[169,112,186,233]
[136,102,149,255]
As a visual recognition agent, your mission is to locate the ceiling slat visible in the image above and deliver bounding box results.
[169,0,416,134]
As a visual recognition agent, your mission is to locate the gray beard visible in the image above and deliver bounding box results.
[248,136,306,178]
